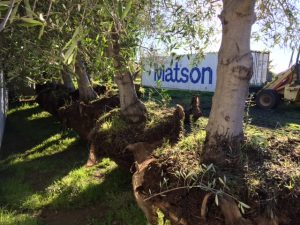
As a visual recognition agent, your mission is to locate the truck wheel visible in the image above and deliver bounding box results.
[256,89,279,109]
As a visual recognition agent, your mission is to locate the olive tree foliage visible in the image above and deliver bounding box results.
[139,0,219,63]
[141,0,300,59]
[0,0,79,85]
[255,0,300,50]
[0,0,145,89]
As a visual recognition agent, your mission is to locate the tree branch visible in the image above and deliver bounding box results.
[0,0,16,33]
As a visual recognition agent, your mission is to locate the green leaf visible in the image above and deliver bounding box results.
[214,194,219,206]
[63,26,81,51]
[9,2,20,23]
[239,201,250,209]
[118,1,122,18]
[218,177,225,186]
[38,24,45,39]
[121,0,133,20]
[206,163,213,171]
[24,0,33,18]
[20,17,44,27]
[63,43,77,64]
[0,1,10,10]
[67,52,75,65]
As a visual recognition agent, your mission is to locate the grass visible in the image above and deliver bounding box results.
[0,103,147,225]
[154,113,299,223]
[0,209,39,225]
[141,87,213,112]
[0,92,299,225]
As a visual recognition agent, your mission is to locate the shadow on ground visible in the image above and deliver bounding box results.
[249,103,300,129]
[0,103,147,225]
[0,104,62,159]
[40,168,147,225]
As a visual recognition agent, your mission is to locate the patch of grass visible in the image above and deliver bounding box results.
[0,208,40,225]
[22,158,115,210]
[0,104,147,225]
[142,88,213,113]
[88,192,148,225]
[27,111,51,121]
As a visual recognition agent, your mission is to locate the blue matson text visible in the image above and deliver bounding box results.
[154,62,213,84]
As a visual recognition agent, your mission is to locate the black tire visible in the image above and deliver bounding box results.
[255,89,279,109]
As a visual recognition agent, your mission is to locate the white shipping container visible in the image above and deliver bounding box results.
[141,51,269,92]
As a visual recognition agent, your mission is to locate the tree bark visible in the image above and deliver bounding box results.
[61,65,75,92]
[109,30,146,123]
[203,0,256,165]
[75,57,98,103]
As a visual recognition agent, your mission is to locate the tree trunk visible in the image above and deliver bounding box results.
[75,57,98,103]
[61,65,75,92]
[109,30,146,123]
[203,0,256,165]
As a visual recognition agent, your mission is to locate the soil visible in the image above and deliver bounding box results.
[36,83,72,117]
[89,103,185,169]
[35,83,107,118]
[40,203,106,225]
[58,95,120,140]
[136,135,300,225]
[34,86,299,224]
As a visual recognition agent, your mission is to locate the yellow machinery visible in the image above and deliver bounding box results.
[256,51,300,109]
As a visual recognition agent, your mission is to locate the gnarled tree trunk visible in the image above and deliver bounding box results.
[61,65,75,92]
[203,0,256,165]
[109,30,146,123]
[75,57,98,103]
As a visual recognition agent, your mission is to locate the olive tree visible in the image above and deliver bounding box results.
[202,0,300,164]
[145,0,300,165]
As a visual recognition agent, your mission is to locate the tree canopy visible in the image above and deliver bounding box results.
[0,0,299,88]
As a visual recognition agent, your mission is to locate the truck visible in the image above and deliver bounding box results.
[255,50,300,109]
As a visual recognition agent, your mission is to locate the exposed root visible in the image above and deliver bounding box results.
[133,158,158,225]
[86,143,98,167]
[125,141,161,164]
[184,95,203,125]
[256,215,279,225]
[133,156,189,225]
[219,197,252,225]
[201,193,212,220]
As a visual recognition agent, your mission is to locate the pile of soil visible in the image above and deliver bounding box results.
[134,133,300,224]
[35,83,107,118]
[58,95,120,140]
[89,102,185,169]
[36,83,72,117]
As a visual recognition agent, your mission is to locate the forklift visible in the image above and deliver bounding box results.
[255,48,300,109]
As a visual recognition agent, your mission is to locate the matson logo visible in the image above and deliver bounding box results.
[142,52,269,92]
[153,62,213,84]
[141,53,218,92]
